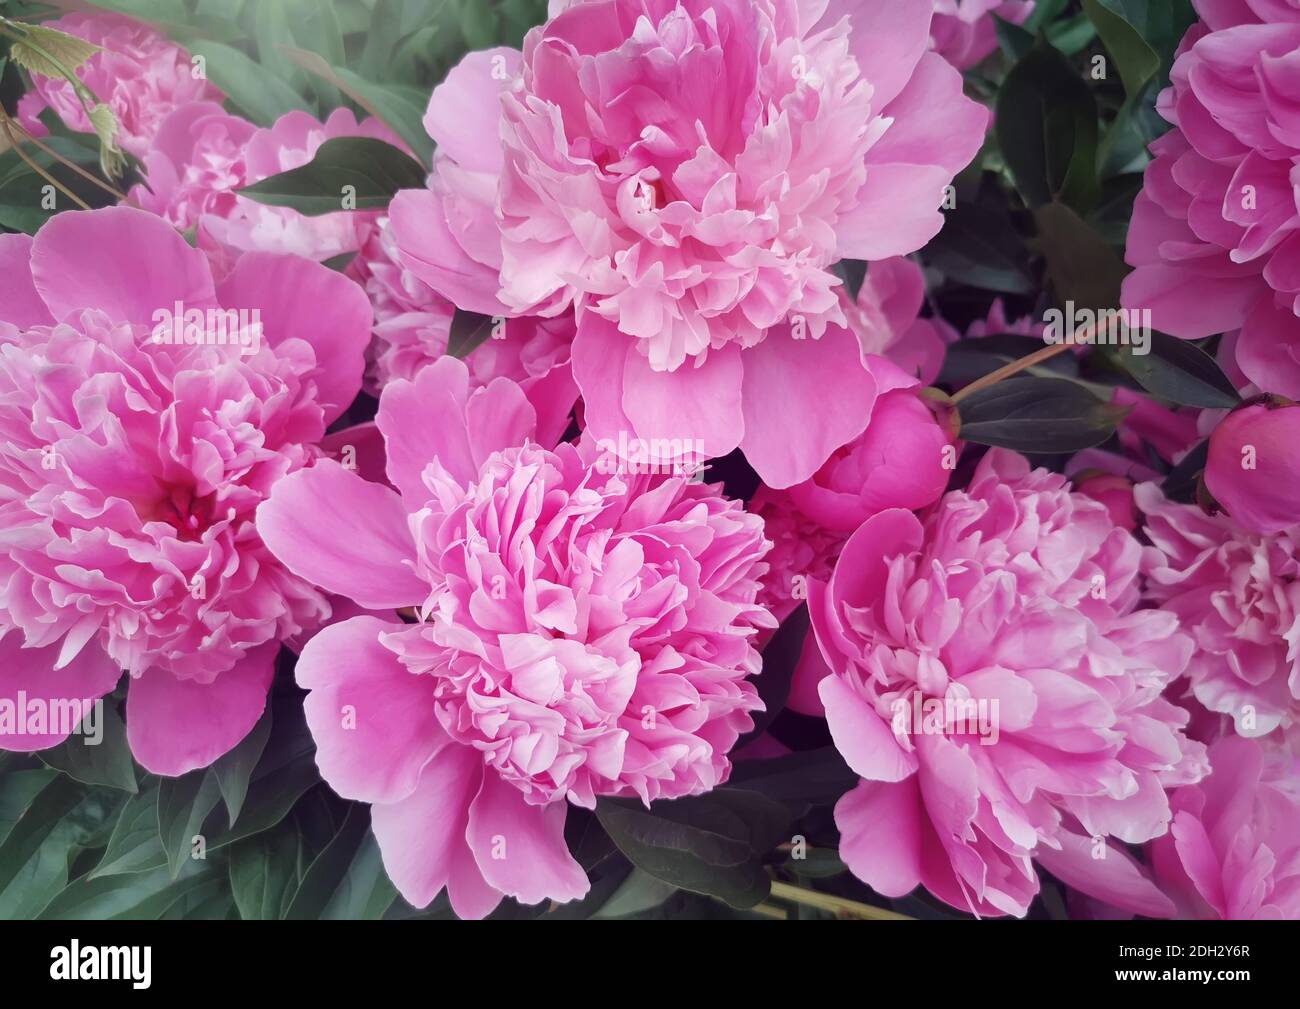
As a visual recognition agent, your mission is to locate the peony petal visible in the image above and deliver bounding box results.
[390,187,509,316]
[422,48,520,174]
[0,233,54,328]
[466,770,589,907]
[376,356,476,499]
[740,322,877,489]
[835,778,924,897]
[217,253,370,424]
[126,642,276,776]
[371,742,502,918]
[296,617,442,804]
[257,460,426,609]
[820,674,918,781]
[0,635,120,751]
[30,206,216,325]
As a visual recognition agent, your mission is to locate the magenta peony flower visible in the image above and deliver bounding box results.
[1204,399,1300,534]
[1073,471,1139,532]
[257,356,775,916]
[0,207,370,773]
[391,1,988,487]
[16,12,222,158]
[1121,2,1300,396]
[930,1,1035,71]
[131,103,401,273]
[1151,733,1300,919]
[1138,481,1300,738]
[809,449,1206,916]
[348,219,580,445]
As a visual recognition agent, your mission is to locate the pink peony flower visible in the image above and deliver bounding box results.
[348,219,580,445]
[1071,471,1139,532]
[1138,480,1300,738]
[1204,398,1300,534]
[749,487,844,628]
[809,449,1206,916]
[930,1,1035,71]
[1121,2,1300,397]
[0,207,370,774]
[391,1,988,487]
[257,356,775,916]
[131,103,401,273]
[16,12,221,158]
[1151,733,1300,918]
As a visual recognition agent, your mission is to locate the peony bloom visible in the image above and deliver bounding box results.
[391,0,988,487]
[1151,733,1300,918]
[348,219,580,445]
[16,12,222,158]
[930,1,1035,71]
[131,103,402,274]
[0,207,370,773]
[1204,399,1300,534]
[810,450,1206,916]
[1138,481,1300,738]
[1121,2,1300,397]
[257,356,774,917]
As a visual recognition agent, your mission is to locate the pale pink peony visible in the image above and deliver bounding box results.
[930,1,1035,71]
[1151,733,1300,919]
[348,219,580,445]
[0,207,371,774]
[391,1,988,487]
[809,449,1206,916]
[257,356,774,916]
[1121,1,1300,397]
[16,12,221,158]
[131,103,401,273]
[1138,480,1300,738]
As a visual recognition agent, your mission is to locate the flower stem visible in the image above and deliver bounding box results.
[767,881,913,920]
[2,114,125,200]
[951,321,1102,404]
[0,113,91,211]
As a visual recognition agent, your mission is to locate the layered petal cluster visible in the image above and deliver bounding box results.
[131,103,400,273]
[810,450,1206,916]
[1138,481,1300,737]
[258,357,774,917]
[1152,733,1300,919]
[348,219,579,443]
[930,0,1034,71]
[1121,1,1300,396]
[391,0,987,487]
[16,12,221,158]
[0,208,370,774]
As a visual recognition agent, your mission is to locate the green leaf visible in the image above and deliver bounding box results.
[595,788,791,908]
[996,41,1099,212]
[284,806,394,919]
[212,705,272,826]
[185,39,312,126]
[928,196,1035,295]
[447,307,497,359]
[157,770,222,878]
[91,786,167,878]
[0,769,59,850]
[228,822,300,920]
[726,747,859,810]
[735,605,808,749]
[7,24,101,79]
[1108,332,1241,409]
[941,334,1079,388]
[958,377,1131,453]
[592,868,679,919]
[1035,199,1129,315]
[238,136,425,215]
[1161,439,1208,503]
[278,46,434,165]
[39,862,217,919]
[38,701,136,793]
[993,14,1035,63]
[1076,0,1159,98]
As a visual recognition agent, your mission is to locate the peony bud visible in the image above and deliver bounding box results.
[1073,470,1138,532]
[1205,399,1300,535]
[785,389,953,531]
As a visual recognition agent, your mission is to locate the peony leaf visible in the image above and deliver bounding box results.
[7,24,101,80]
[238,136,426,215]
[957,377,1130,453]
